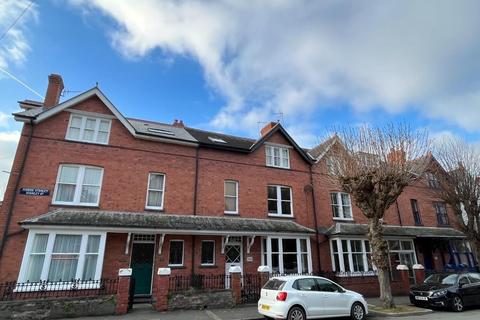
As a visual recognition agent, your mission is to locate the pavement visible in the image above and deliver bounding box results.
[68,296,480,320]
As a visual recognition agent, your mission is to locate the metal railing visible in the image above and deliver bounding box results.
[169,274,231,292]
[0,278,118,301]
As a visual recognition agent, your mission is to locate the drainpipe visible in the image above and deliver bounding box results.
[309,167,322,273]
[191,147,200,276]
[395,200,403,226]
[0,120,34,258]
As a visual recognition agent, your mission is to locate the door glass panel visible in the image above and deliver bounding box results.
[225,245,241,263]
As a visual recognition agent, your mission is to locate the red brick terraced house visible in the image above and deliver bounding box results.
[0,74,477,302]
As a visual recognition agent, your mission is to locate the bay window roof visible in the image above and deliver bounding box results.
[20,209,315,235]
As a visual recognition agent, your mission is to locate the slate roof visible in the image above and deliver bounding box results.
[13,107,44,118]
[20,209,315,235]
[128,118,197,143]
[322,222,466,238]
[185,127,256,151]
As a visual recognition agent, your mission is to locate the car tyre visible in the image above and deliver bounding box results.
[451,295,464,312]
[350,302,366,320]
[287,306,306,320]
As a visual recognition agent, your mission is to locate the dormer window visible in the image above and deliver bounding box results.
[66,114,111,144]
[266,145,290,169]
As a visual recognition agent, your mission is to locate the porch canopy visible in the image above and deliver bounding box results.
[20,209,315,236]
[322,222,466,238]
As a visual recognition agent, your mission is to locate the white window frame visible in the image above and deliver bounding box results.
[145,173,166,210]
[65,113,112,145]
[17,229,106,289]
[267,185,293,217]
[265,144,290,169]
[330,192,353,220]
[224,180,239,214]
[330,238,374,275]
[200,240,216,266]
[52,164,104,207]
[261,236,312,274]
[168,240,184,267]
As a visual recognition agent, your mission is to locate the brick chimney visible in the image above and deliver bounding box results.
[260,121,278,137]
[387,148,406,165]
[172,119,185,128]
[43,74,64,108]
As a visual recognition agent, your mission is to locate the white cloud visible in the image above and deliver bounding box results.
[72,0,480,138]
[0,0,37,69]
[0,130,20,201]
[0,112,9,128]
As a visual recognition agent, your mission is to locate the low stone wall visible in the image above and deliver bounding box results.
[168,289,234,310]
[0,295,116,319]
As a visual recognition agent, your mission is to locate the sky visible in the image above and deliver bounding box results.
[1,0,480,199]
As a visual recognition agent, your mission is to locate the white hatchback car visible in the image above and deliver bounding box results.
[258,275,368,320]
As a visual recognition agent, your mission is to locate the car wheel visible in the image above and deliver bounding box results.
[287,306,306,320]
[350,302,366,320]
[452,295,464,312]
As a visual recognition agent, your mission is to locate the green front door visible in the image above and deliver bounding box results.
[131,242,155,295]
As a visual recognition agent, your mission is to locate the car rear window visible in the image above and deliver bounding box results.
[263,279,286,290]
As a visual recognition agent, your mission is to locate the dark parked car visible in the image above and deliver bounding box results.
[409,272,480,312]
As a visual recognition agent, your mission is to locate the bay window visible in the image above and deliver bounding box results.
[330,238,373,274]
[18,231,106,284]
[53,165,103,206]
[261,237,311,274]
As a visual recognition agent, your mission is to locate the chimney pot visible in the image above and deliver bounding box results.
[260,121,278,137]
[44,74,64,108]
[173,119,185,128]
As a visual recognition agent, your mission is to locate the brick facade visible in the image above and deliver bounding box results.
[0,75,474,300]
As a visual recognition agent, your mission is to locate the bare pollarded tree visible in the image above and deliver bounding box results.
[328,123,430,309]
[435,138,480,265]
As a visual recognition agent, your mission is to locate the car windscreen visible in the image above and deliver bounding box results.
[263,279,286,290]
[424,273,458,285]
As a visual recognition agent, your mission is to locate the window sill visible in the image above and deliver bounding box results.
[333,218,354,222]
[65,138,109,146]
[168,265,186,269]
[199,265,218,269]
[145,207,165,212]
[265,165,291,170]
[268,214,294,219]
[50,203,100,208]
[224,212,239,215]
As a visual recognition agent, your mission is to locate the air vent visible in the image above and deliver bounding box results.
[208,136,227,144]
[147,127,175,136]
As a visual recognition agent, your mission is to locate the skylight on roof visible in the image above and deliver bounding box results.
[208,136,227,144]
[147,127,175,136]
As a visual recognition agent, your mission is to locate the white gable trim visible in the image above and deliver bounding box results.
[33,87,136,136]
[313,136,341,163]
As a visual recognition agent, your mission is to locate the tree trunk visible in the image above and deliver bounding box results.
[368,217,395,309]
[474,241,480,270]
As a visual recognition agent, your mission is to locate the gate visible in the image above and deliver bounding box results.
[241,274,262,303]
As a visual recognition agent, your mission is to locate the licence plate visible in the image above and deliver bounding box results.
[261,304,270,311]
[415,296,428,301]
